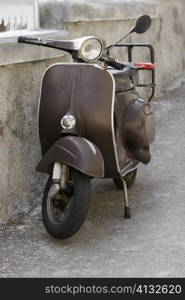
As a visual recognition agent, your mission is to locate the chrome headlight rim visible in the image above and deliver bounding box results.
[79,37,103,62]
[61,114,76,130]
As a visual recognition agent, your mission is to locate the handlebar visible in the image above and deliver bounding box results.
[18,36,44,46]
[18,37,155,72]
[17,35,74,54]
[106,60,125,70]
[99,56,126,70]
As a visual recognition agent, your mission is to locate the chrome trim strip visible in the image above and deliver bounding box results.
[120,161,140,177]
[106,71,120,173]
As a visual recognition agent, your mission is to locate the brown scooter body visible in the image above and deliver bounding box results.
[18,15,156,239]
[37,63,154,178]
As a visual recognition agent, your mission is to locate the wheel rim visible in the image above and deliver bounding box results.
[47,184,74,225]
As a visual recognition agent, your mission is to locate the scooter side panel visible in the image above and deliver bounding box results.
[114,91,138,170]
[39,64,118,177]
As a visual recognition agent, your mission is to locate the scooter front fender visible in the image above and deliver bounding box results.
[36,136,104,178]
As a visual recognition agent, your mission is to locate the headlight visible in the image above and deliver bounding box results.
[61,114,76,130]
[80,38,103,62]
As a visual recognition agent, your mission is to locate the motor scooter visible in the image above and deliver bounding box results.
[18,15,156,239]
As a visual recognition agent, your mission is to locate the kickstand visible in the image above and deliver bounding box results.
[120,177,131,219]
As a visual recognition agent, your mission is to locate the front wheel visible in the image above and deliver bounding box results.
[113,169,137,189]
[42,168,91,239]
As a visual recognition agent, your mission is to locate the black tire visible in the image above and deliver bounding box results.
[113,169,137,189]
[42,168,91,239]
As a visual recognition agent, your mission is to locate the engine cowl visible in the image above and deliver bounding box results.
[125,99,155,163]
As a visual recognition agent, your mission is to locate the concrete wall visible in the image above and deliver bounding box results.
[0,56,70,224]
[0,0,185,224]
[40,0,185,94]
[155,0,185,91]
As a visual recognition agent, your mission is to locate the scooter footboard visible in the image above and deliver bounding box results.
[36,136,104,178]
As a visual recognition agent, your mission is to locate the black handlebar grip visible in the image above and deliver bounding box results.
[18,36,26,43]
[18,36,41,44]
[108,60,125,70]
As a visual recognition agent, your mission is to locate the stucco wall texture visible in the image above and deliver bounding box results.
[40,0,185,94]
[0,57,68,224]
[0,0,185,224]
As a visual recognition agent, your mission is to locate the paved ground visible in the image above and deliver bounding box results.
[1,81,185,278]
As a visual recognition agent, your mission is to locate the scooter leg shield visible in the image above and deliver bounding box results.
[36,136,104,178]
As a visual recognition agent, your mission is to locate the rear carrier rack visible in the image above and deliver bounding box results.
[107,43,156,102]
